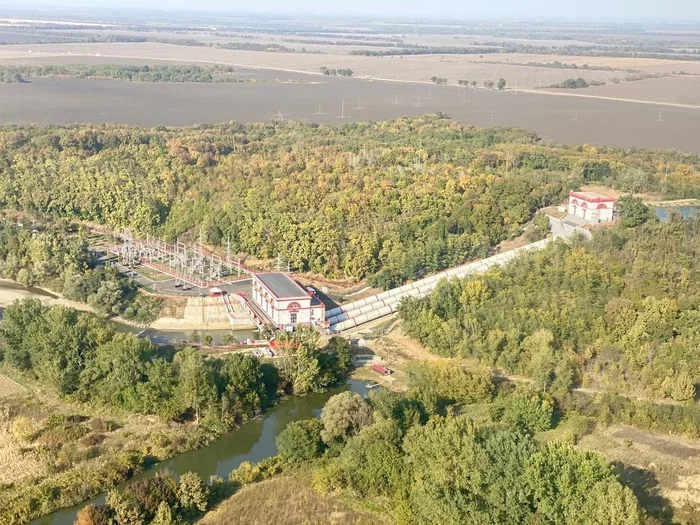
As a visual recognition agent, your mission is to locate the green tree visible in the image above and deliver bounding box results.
[177,472,209,514]
[320,391,373,444]
[524,442,622,525]
[580,480,642,525]
[497,78,506,90]
[276,419,324,461]
[492,389,554,433]
[616,196,655,228]
[174,348,216,424]
[80,334,152,409]
[219,353,268,421]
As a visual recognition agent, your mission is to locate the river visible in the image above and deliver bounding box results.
[30,379,370,525]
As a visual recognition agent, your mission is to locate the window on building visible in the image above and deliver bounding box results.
[290,312,298,324]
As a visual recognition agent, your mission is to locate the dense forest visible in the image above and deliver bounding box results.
[400,211,700,406]
[0,221,160,322]
[0,65,236,84]
[0,303,350,523]
[1,116,698,287]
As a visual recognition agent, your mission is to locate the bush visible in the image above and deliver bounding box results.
[311,462,346,494]
[229,461,262,485]
[177,471,209,514]
[11,416,36,443]
[276,419,324,461]
[492,389,554,433]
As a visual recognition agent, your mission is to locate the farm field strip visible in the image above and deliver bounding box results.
[0,75,698,154]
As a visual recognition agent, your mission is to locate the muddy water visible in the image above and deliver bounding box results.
[31,379,370,525]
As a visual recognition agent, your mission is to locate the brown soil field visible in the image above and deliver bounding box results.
[0,42,625,88]
[0,72,697,153]
[545,75,700,106]
[478,53,700,74]
[199,475,389,525]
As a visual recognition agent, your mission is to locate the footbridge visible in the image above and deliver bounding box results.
[325,238,552,332]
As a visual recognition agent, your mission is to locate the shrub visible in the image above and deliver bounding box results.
[492,389,554,433]
[177,471,209,513]
[276,419,324,461]
[74,504,112,525]
[311,462,346,494]
[125,473,179,519]
[229,461,262,485]
[11,416,36,443]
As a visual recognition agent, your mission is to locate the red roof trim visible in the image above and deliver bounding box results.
[569,191,616,203]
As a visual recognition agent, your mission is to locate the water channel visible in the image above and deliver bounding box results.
[30,379,370,525]
[654,205,700,220]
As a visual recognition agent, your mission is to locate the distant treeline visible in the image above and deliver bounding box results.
[319,66,353,76]
[0,31,210,47]
[350,46,503,56]
[0,64,236,83]
[216,42,299,53]
[481,60,641,73]
[351,42,700,60]
[281,37,397,48]
[546,77,593,89]
[544,73,657,90]
[472,41,700,61]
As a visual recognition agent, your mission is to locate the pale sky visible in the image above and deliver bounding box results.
[5,0,700,20]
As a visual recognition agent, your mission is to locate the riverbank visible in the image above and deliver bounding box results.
[26,379,368,525]
[0,366,205,525]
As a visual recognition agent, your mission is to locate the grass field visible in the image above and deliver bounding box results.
[199,475,389,525]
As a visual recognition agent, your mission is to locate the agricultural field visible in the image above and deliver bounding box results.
[543,75,700,106]
[0,42,628,87]
[0,72,698,153]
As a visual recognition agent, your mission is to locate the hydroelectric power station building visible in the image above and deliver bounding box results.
[567,191,616,223]
[251,272,325,329]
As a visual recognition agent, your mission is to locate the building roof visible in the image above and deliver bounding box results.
[255,272,309,299]
[569,191,616,203]
[562,214,589,227]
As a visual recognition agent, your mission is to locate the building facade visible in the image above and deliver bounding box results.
[251,272,325,329]
[568,191,616,223]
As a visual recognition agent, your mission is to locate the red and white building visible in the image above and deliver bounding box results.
[251,272,325,329]
[568,191,616,223]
